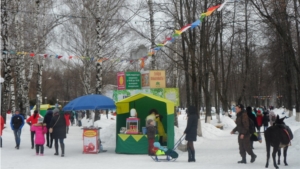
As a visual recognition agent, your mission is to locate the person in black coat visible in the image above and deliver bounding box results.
[246,106,257,149]
[184,105,199,162]
[50,108,66,157]
[262,111,269,131]
[43,109,53,148]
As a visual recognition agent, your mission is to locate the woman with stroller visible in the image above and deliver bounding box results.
[184,106,199,162]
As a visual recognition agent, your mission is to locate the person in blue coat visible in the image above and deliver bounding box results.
[10,110,25,149]
[184,106,199,162]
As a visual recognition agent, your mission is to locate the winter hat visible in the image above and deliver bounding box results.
[147,119,154,125]
[236,104,244,110]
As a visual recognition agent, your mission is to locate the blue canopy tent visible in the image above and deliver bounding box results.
[63,94,116,111]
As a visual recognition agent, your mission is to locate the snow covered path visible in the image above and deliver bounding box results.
[1,110,299,169]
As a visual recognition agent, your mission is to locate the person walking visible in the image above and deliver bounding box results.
[246,106,257,149]
[0,115,5,147]
[262,111,269,131]
[184,105,199,162]
[146,119,156,155]
[256,110,263,133]
[269,106,276,126]
[50,108,67,157]
[77,111,82,127]
[64,112,70,134]
[43,109,53,148]
[231,104,257,164]
[31,118,47,155]
[10,110,25,149]
[26,110,40,149]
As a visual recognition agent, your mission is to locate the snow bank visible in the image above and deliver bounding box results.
[293,128,300,151]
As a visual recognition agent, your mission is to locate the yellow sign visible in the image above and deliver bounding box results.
[149,70,166,88]
[84,130,97,137]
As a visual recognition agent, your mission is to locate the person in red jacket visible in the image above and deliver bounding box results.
[0,115,5,147]
[26,110,40,149]
[256,110,263,133]
[64,112,71,134]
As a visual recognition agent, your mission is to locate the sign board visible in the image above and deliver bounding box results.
[141,71,150,88]
[125,72,141,89]
[117,72,126,90]
[113,88,179,106]
[149,70,166,88]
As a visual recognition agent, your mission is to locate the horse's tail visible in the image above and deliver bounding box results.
[265,129,271,168]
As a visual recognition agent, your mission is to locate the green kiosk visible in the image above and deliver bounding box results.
[115,93,175,154]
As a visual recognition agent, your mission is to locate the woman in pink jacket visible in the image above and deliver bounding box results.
[31,119,47,156]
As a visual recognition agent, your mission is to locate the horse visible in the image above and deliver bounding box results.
[264,115,293,169]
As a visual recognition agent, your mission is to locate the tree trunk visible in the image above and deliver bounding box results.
[148,0,156,70]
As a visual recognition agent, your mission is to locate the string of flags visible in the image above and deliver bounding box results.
[253,96,284,99]
[1,1,230,65]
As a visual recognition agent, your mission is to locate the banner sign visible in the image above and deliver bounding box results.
[117,72,126,90]
[141,71,150,88]
[113,88,179,106]
[149,70,166,88]
[125,72,141,89]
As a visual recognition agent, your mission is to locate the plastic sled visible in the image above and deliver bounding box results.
[150,134,186,162]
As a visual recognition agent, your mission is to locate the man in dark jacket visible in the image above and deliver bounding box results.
[231,104,256,164]
[262,111,269,131]
[10,110,25,149]
[43,109,53,148]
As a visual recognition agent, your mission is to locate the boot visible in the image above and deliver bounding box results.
[54,143,59,155]
[250,154,257,163]
[187,148,192,162]
[191,150,196,162]
[238,157,247,164]
[61,143,65,157]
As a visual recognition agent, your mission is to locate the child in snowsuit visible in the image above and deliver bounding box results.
[31,119,47,155]
[146,119,156,155]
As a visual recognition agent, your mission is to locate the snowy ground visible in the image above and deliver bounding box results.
[1,108,300,169]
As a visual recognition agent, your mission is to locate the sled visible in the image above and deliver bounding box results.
[150,134,186,162]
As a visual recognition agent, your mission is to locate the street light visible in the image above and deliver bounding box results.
[56,99,59,108]
[44,97,47,104]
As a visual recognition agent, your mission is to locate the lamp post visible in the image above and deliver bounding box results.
[36,94,40,112]
[56,99,59,108]
[44,97,47,104]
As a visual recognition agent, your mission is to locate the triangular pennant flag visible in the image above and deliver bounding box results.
[131,135,144,142]
[44,54,48,58]
[118,134,130,141]
[154,47,161,51]
[10,50,16,54]
[175,30,182,35]
[55,55,59,58]
[217,0,229,11]
[179,24,191,33]
[157,43,164,47]
[58,55,63,59]
[191,20,201,29]
[69,56,73,59]
[30,53,35,57]
[2,51,8,54]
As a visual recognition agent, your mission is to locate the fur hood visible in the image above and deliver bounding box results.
[33,123,46,126]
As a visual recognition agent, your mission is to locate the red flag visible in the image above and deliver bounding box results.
[44,54,48,58]
[30,53,35,57]
[58,55,63,59]
[69,56,73,59]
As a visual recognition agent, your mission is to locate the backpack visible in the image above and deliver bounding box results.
[248,117,255,135]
